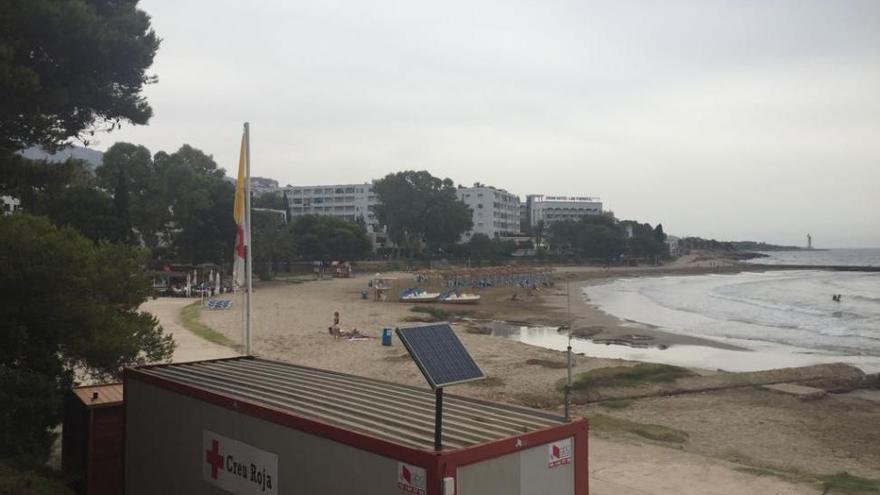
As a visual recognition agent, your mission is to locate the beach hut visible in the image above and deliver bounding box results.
[124,357,588,494]
[62,383,125,495]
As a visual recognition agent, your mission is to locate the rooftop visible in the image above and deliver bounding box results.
[131,357,565,451]
[72,383,124,408]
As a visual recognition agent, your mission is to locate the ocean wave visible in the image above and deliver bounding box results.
[706,290,831,318]
[589,270,880,356]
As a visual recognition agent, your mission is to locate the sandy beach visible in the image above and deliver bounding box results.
[152,257,879,494]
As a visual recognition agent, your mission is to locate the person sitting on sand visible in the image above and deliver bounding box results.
[328,325,341,338]
[334,327,369,339]
[343,328,363,338]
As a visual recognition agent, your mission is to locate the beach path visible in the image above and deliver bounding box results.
[141,298,240,363]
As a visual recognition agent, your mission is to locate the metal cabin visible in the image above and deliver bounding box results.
[124,356,588,495]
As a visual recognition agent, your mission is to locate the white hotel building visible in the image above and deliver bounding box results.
[456,184,521,239]
[524,195,603,228]
[281,183,388,248]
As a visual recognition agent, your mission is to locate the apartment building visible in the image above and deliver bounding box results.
[281,183,388,248]
[456,184,521,239]
[525,195,603,228]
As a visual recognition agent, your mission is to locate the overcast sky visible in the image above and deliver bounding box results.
[99,0,880,248]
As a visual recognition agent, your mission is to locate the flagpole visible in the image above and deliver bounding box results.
[244,122,253,355]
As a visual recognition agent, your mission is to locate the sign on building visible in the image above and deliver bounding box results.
[548,438,572,468]
[203,430,278,494]
[397,462,427,495]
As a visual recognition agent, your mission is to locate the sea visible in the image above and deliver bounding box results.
[748,248,880,267]
[496,249,880,373]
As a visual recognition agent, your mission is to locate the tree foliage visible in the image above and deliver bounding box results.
[251,211,297,278]
[45,185,129,243]
[0,0,160,152]
[290,215,371,261]
[0,153,93,210]
[548,214,626,261]
[460,233,517,263]
[372,171,472,257]
[153,146,234,264]
[0,215,174,465]
[96,142,157,244]
[94,143,235,263]
[620,220,667,259]
[253,191,285,210]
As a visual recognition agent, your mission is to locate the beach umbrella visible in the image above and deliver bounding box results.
[215,271,221,294]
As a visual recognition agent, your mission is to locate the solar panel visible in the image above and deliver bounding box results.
[396,324,485,389]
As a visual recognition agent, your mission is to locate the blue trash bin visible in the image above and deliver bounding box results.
[381,328,392,346]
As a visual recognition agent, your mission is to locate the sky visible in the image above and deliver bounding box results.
[98,0,880,248]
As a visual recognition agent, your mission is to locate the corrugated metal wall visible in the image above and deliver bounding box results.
[126,379,409,495]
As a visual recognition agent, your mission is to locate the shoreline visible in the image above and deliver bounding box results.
[533,261,880,373]
[488,258,762,352]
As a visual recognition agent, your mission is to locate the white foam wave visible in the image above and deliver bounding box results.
[585,270,880,357]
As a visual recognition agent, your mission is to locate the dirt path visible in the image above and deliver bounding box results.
[141,298,240,363]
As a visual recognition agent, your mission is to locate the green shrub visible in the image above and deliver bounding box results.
[589,414,689,443]
[0,462,75,495]
[180,302,238,349]
[598,399,634,409]
[568,363,695,390]
[820,472,880,493]
[409,306,452,322]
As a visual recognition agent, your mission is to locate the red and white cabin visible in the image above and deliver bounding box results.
[124,356,588,495]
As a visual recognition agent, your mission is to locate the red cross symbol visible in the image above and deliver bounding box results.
[206,439,224,479]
